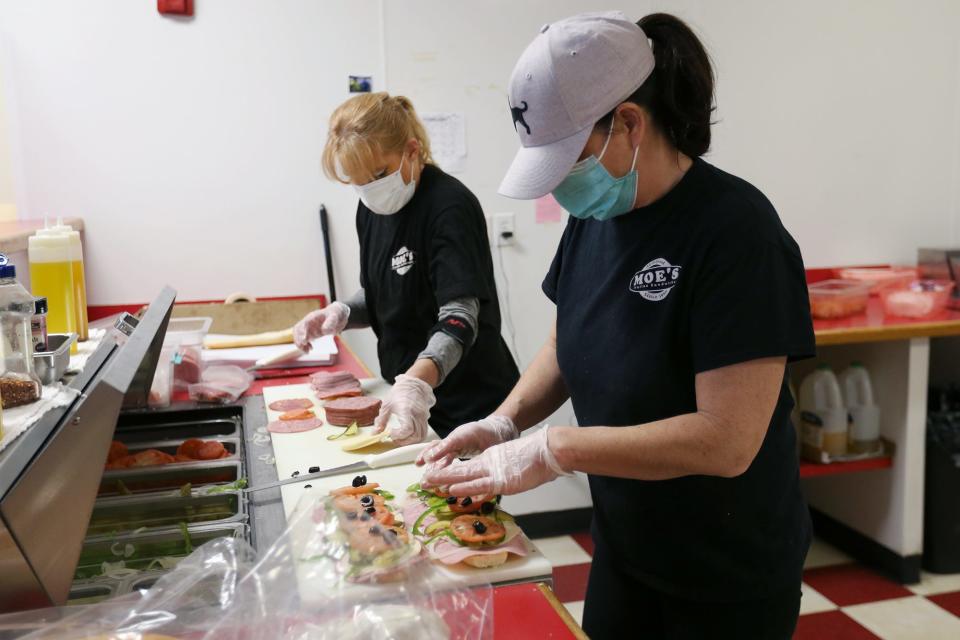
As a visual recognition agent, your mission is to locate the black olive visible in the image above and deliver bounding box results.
[360,475,368,486]
[308,466,320,474]
[365,506,376,514]
[445,496,457,504]
[369,526,381,535]
[351,475,363,488]
[472,520,487,534]
[360,495,373,505]
[346,512,358,520]
[304,484,313,489]
[360,513,371,521]
[480,502,495,514]
[461,497,473,507]
[291,470,300,478]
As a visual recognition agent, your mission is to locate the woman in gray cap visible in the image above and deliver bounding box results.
[419,11,815,639]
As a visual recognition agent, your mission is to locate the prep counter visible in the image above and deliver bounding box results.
[798,271,960,584]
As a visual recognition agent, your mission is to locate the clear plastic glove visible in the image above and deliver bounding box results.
[415,414,518,467]
[421,426,572,496]
[292,302,350,352]
[373,374,437,446]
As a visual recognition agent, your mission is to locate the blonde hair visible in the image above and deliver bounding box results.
[322,92,434,184]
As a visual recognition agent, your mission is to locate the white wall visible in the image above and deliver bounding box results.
[2,0,960,382]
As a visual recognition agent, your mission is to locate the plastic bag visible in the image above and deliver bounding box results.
[0,488,494,639]
[188,365,253,404]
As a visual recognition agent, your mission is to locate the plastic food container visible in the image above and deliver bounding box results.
[808,280,870,319]
[165,317,211,389]
[165,316,212,347]
[836,267,918,296]
[879,280,955,318]
[34,333,78,385]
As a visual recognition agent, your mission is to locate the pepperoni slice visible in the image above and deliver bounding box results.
[280,408,316,421]
[450,515,506,544]
[329,482,380,496]
[268,398,314,412]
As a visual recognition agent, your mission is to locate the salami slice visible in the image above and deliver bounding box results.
[268,398,314,412]
[267,417,324,434]
[324,396,382,427]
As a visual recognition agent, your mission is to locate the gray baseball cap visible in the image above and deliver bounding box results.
[499,12,655,199]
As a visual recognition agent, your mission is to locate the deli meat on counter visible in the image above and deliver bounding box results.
[311,371,362,400]
[324,396,381,426]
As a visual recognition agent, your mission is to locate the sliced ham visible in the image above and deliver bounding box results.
[428,532,528,565]
[267,417,324,433]
[311,371,363,400]
[268,398,314,412]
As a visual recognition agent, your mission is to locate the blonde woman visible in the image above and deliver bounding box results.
[294,93,519,444]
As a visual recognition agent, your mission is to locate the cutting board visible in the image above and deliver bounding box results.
[282,465,553,604]
[261,380,440,515]
[261,380,552,595]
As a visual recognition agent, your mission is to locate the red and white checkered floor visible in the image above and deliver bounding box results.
[532,533,960,639]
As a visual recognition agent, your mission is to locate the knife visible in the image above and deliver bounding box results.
[244,441,431,493]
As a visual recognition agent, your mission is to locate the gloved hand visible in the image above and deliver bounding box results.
[420,426,572,496]
[374,374,437,446]
[292,302,350,352]
[415,414,518,467]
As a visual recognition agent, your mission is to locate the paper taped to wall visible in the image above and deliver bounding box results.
[422,112,467,173]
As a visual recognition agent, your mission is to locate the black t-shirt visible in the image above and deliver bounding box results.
[543,158,816,601]
[357,164,519,436]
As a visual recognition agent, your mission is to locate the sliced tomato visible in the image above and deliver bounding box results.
[333,494,385,512]
[196,441,227,460]
[107,440,128,463]
[127,449,176,468]
[329,482,380,496]
[449,494,496,514]
[176,438,204,458]
[280,408,316,421]
[450,515,505,544]
[105,455,136,470]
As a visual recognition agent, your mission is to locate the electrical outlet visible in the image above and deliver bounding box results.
[492,212,515,247]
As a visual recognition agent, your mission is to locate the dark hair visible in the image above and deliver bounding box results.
[598,13,715,158]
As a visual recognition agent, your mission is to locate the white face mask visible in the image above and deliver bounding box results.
[353,154,416,215]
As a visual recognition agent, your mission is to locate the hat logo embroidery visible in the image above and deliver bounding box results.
[510,100,531,135]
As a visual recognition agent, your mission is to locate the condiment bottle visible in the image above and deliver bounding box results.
[28,223,77,353]
[0,256,42,407]
[799,364,848,459]
[47,218,88,342]
[31,296,48,352]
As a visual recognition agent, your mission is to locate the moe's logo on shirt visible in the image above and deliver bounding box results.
[391,246,416,276]
[629,258,682,302]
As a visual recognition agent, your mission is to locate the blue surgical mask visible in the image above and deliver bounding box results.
[552,121,639,221]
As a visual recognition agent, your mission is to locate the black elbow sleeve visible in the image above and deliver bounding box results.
[431,314,476,348]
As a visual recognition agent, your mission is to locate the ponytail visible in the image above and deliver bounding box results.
[600,13,715,158]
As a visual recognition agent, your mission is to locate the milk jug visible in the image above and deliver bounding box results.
[799,365,848,459]
[839,362,881,454]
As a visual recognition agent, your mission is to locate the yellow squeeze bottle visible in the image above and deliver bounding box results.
[28,226,78,353]
[49,218,88,342]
